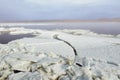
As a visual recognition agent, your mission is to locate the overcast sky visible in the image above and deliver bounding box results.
[0,0,120,21]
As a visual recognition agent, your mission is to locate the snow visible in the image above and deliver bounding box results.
[8,37,75,60]
[58,34,120,65]
[0,28,120,80]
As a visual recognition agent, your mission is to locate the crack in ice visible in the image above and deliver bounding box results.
[53,34,78,56]
[53,34,83,67]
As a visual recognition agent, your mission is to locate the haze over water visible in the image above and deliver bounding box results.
[2,22,120,35]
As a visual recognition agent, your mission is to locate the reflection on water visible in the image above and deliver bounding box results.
[0,33,35,44]
[4,22,120,35]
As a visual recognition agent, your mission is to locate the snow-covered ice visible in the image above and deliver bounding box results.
[0,28,120,80]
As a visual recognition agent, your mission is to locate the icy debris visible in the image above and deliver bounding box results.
[117,34,120,38]
[8,53,42,62]
[0,28,120,80]
[55,29,92,35]
[56,29,114,37]
[0,44,10,54]
[0,27,41,36]
[9,72,42,80]
[0,49,120,80]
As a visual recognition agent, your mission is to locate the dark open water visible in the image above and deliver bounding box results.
[0,33,35,44]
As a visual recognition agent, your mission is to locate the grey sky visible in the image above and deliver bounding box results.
[0,0,120,21]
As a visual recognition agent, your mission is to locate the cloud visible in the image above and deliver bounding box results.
[25,0,99,6]
[0,0,120,21]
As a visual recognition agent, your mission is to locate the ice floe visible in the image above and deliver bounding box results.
[0,28,120,80]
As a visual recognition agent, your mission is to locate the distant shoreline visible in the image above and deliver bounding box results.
[0,19,120,23]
